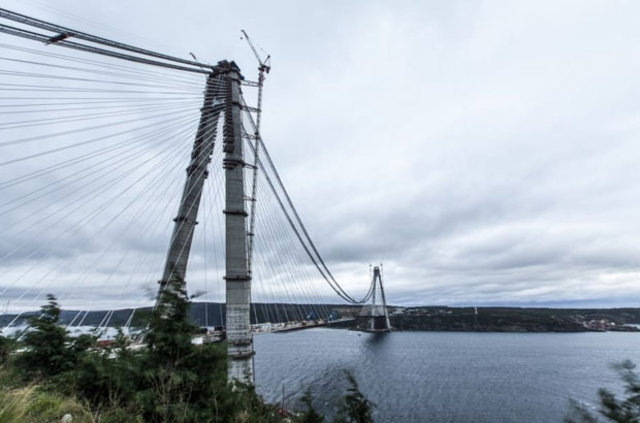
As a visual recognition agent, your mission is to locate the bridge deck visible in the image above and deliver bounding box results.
[256,317,356,334]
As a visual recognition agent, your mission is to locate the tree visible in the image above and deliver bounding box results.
[296,388,324,423]
[566,360,640,423]
[137,284,241,422]
[0,334,15,368]
[7,291,322,422]
[70,335,141,413]
[15,294,75,380]
[334,371,374,423]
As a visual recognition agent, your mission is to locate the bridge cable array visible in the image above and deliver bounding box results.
[0,37,211,327]
[241,101,374,305]
[0,8,212,74]
[0,7,373,333]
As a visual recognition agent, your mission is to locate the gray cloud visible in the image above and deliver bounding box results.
[1,0,640,311]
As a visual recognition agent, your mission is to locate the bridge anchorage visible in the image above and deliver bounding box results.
[358,266,391,332]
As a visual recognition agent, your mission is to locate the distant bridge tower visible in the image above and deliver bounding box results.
[157,60,254,383]
[359,266,391,332]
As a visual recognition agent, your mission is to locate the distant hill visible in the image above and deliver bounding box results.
[0,302,360,328]
[391,306,640,332]
[3,304,640,333]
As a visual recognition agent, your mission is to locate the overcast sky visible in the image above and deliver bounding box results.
[2,0,640,310]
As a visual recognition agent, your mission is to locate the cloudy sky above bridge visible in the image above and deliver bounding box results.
[2,0,640,309]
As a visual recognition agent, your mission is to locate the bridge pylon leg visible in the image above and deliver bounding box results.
[363,266,391,332]
[157,69,223,297]
[221,62,254,383]
[157,60,254,384]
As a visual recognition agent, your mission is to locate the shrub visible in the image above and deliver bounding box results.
[334,371,375,423]
[14,294,76,380]
[567,360,640,423]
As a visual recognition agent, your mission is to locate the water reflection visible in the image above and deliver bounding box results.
[364,331,390,347]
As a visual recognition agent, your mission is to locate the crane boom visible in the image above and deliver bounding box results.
[241,29,270,276]
[241,29,270,72]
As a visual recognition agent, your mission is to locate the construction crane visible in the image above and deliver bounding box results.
[241,30,270,276]
[241,29,271,75]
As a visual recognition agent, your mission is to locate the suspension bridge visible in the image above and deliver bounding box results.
[0,8,391,383]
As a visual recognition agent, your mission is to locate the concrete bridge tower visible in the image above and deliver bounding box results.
[157,60,253,383]
[359,266,391,332]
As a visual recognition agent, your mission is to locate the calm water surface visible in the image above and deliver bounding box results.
[254,328,640,422]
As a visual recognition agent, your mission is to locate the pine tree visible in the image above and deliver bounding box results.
[15,294,75,379]
[334,371,374,423]
[297,388,324,423]
[0,334,14,368]
[138,284,235,422]
[567,360,640,423]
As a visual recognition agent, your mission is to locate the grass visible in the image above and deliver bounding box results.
[0,385,96,423]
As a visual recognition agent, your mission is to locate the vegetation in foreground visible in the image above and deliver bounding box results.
[566,360,640,423]
[0,291,373,423]
[4,291,640,423]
